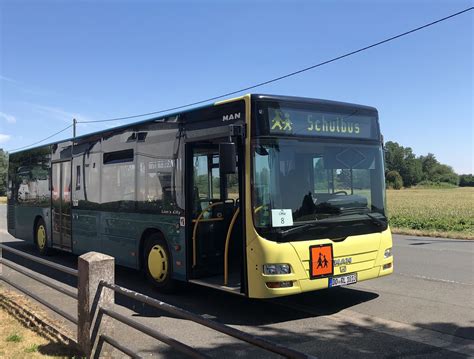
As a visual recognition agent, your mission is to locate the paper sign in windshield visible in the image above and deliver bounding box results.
[271,209,293,227]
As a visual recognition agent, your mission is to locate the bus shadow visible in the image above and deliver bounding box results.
[1,240,379,327]
[115,265,379,326]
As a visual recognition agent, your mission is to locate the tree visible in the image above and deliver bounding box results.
[429,164,459,185]
[420,153,439,179]
[386,170,403,190]
[418,153,458,185]
[459,174,474,187]
[384,142,422,187]
[0,149,8,196]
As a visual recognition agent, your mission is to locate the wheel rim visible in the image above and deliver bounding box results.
[148,244,168,283]
[37,225,46,250]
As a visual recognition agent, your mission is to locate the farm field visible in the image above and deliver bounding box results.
[386,187,474,239]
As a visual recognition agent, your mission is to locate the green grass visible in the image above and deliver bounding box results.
[387,187,474,239]
[25,344,39,353]
[6,334,22,343]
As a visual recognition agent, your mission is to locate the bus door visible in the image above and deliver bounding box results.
[186,139,244,292]
[51,161,72,251]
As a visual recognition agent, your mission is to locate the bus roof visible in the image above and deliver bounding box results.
[10,94,378,153]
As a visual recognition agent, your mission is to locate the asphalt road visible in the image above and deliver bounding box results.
[1,204,473,358]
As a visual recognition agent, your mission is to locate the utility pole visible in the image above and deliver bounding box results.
[73,118,77,138]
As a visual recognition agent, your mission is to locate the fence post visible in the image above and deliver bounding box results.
[77,252,114,357]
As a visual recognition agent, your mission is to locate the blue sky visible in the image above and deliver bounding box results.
[0,0,472,173]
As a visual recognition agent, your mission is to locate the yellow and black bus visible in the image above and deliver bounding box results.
[7,94,393,298]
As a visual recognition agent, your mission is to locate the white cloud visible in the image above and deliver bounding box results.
[0,75,19,84]
[0,134,11,144]
[29,104,90,124]
[0,112,17,124]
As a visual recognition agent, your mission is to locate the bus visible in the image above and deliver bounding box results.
[6,94,393,298]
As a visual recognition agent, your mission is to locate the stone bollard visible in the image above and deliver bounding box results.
[77,252,115,358]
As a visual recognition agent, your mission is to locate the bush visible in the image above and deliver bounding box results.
[386,170,403,190]
[459,174,474,187]
[416,180,457,189]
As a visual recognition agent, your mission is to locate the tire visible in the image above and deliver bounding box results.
[143,233,176,293]
[35,218,50,255]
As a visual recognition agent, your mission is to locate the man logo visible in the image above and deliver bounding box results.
[222,113,241,122]
[333,258,352,266]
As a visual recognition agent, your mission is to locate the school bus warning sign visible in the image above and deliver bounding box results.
[310,244,333,278]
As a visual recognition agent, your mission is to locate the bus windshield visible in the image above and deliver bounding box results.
[252,138,387,241]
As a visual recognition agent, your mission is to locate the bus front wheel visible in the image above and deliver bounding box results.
[143,234,176,293]
[35,218,50,255]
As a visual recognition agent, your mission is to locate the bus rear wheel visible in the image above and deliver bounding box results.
[35,218,50,255]
[144,234,175,293]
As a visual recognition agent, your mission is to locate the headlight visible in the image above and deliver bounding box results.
[384,248,392,259]
[263,264,291,275]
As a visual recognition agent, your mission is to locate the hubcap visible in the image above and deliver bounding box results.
[37,225,46,250]
[148,244,168,283]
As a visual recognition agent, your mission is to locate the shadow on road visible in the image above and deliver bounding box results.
[1,239,378,326]
[2,240,473,358]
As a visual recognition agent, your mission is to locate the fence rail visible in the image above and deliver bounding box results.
[0,274,78,324]
[0,257,78,299]
[100,307,209,359]
[0,243,78,276]
[0,244,79,325]
[101,281,311,359]
[98,334,141,359]
[1,244,315,359]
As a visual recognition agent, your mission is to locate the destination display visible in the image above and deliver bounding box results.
[267,107,378,140]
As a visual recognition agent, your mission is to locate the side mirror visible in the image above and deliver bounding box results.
[219,142,236,174]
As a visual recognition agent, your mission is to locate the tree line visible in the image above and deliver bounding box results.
[384,141,472,189]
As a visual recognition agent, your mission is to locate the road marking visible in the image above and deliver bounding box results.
[269,300,474,357]
[397,272,474,286]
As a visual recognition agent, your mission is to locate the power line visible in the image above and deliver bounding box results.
[7,124,73,152]
[78,6,473,124]
[6,6,473,152]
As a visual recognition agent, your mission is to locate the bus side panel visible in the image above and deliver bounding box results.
[11,206,50,244]
[94,211,185,280]
[71,208,102,255]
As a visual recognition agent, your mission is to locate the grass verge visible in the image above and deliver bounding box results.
[0,286,81,358]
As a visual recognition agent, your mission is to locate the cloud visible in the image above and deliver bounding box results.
[29,104,91,124]
[0,75,19,84]
[0,112,17,124]
[0,134,11,144]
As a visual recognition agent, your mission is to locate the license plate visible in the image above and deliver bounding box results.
[329,273,357,287]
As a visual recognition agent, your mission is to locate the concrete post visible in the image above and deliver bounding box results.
[77,252,114,357]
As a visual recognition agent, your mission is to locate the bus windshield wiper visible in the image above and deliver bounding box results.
[365,213,387,227]
[334,210,387,227]
[278,222,327,238]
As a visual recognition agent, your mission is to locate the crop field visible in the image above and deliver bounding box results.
[386,187,474,239]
